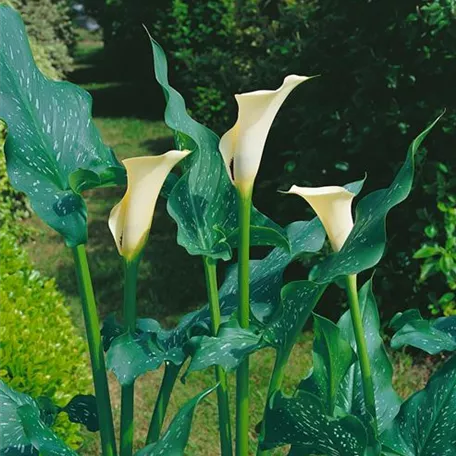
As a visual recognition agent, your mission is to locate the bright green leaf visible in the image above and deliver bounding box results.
[0,6,125,247]
[135,385,217,456]
[381,355,456,456]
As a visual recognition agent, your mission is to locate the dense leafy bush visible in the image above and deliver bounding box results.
[9,0,75,78]
[153,0,456,317]
[0,230,92,448]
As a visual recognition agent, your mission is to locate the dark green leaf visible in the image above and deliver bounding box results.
[262,281,326,354]
[184,320,263,376]
[311,116,442,283]
[262,390,368,455]
[337,278,402,433]
[299,314,356,415]
[0,6,125,247]
[17,405,77,456]
[106,333,185,386]
[149,35,287,260]
[0,380,38,456]
[390,311,456,354]
[381,355,456,456]
[134,385,217,456]
[62,395,99,432]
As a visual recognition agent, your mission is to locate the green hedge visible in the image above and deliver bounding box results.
[0,230,92,448]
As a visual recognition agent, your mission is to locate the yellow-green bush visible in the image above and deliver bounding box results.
[0,230,92,448]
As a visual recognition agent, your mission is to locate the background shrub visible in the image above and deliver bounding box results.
[93,0,456,318]
[8,0,75,79]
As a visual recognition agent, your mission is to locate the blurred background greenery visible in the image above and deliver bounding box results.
[0,0,455,453]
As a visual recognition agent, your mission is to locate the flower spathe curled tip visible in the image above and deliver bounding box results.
[109,150,190,261]
[283,185,356,252]
[219,75,311,196]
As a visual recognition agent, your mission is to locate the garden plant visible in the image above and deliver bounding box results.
[1,5,455,456]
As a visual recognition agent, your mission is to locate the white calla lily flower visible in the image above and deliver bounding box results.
[219,75,310,195]
[284,185,355,252]
[109,150,190,260]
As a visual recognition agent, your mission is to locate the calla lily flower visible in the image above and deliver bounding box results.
[109,150,190,261]
[284,185,355,252]
[219,75,310,195]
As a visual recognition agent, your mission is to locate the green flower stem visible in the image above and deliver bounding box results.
[120,258,140,456]
[203,256,233,456]
[146,362,180,444]
[236,188,252,456]
[345,274,377,423]
[72,245,117,456]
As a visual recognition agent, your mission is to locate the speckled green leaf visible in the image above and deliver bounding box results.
[0,380,38,456]
[135,385,217,456]
[390,311,456,354]
[299,314,356,415]
[149,35,287,260]
[381,355,456,456]
[311,116,442,283]
[17,405,77,456]
[336,278,402,434]
[106,332,185,386]
[262,281,327,354]
[262,390,368,455]
[184,320,263,376]
[101,218,326,373]
[62,395,99,432]
[0,6,125,247]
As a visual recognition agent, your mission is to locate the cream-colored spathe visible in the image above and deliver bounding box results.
[219,75,310,194]
[109,150,190,260]
[284,185,355,252]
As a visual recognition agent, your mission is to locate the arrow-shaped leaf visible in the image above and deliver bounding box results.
[62,395,99,433]
[390,310,456,354]
[311,115,442,283]
[135,385,217,456]
[299,314,357,415]
[381,355,456,456]
[336,278,402,433]
[0,5,125,247]
[148,35,288,260]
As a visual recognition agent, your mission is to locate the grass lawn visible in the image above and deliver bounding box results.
[21,31,439,455]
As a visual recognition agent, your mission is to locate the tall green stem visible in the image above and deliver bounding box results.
[236,189,252,456]
[72,245,117,456]
[146,362,180,444]
[345,274,377,424]
[120,259,140,456]
[203,256,233,456]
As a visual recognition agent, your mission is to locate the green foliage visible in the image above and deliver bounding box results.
[135,385,217,456]
[0,121,30,234]
[0,6,125,247]
[390,309,456,354]
[381,355,456,456]
[414,162,456,316]
[0,229,92,448]
[149,36,287,261]
[8,0,75,79]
